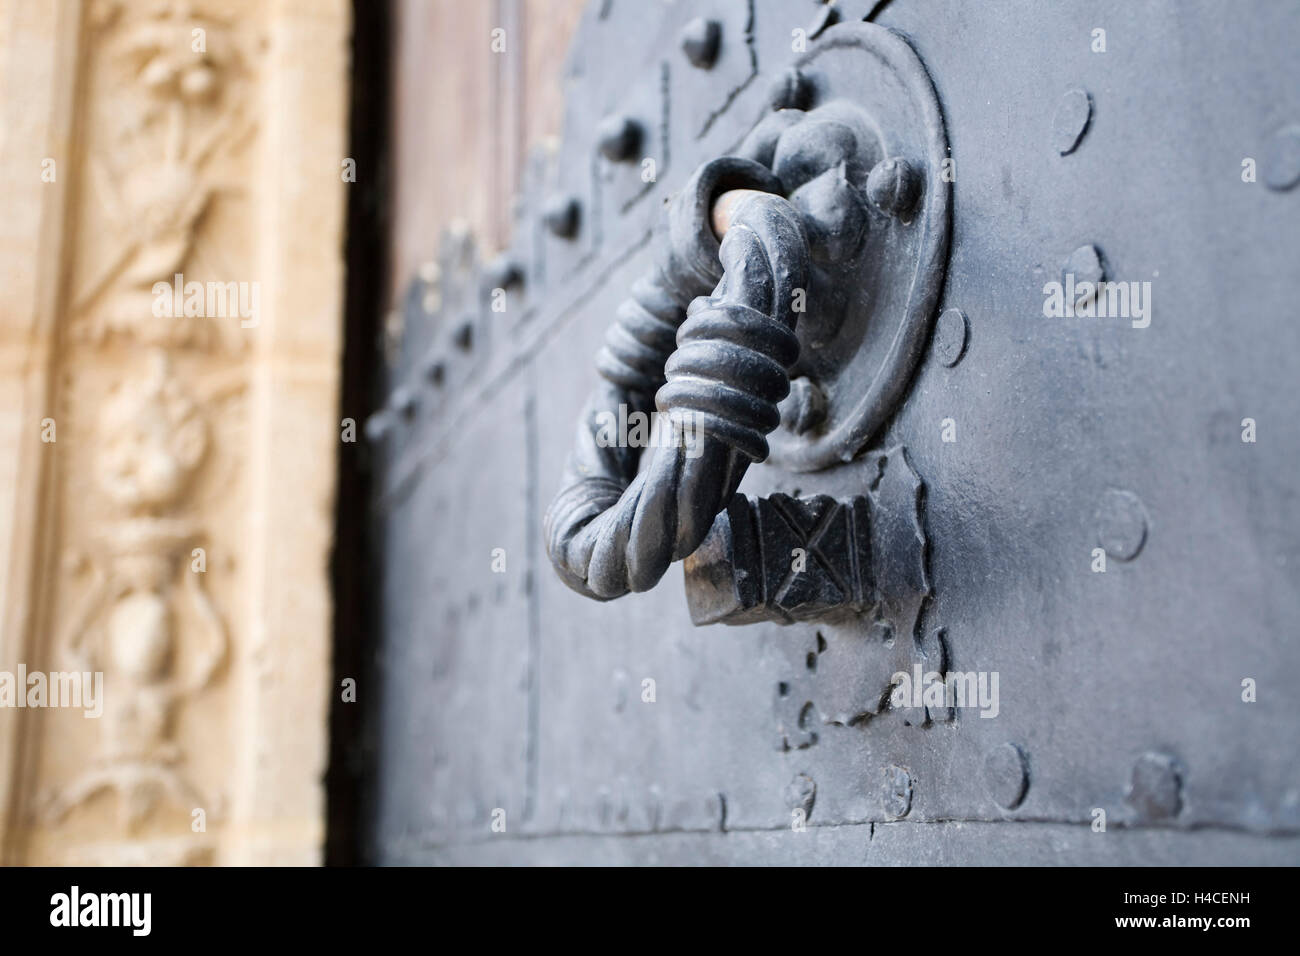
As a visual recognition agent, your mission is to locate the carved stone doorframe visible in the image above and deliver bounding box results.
[0,0,350,866]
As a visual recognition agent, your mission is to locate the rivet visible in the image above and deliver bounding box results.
[1263,125,1300,191]
[933,308,969,367]
[596,113,642,162]
[866,156,921,220]
[453,320,474,352]
[782,376,827,434]
[784,773,816,819]
[484,255,522,290]
[1053,87,1092,156]
[1095,488,1148,561]
[1126,752,1183,820]
[389,385,417,420]
[422,358,445,386]
[882,765,912,819]
[983,742,1029,810]
[363,412,391,443]
[680,17,721,69]
[1062,243,1106,306]
[768,67,813,112]
[542,194,580,238]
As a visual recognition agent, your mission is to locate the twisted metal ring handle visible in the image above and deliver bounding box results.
[545,158,811,600]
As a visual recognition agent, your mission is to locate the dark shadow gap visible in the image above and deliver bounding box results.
[326,0,391,867]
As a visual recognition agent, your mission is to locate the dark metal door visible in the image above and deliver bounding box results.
[362,0,1300,865]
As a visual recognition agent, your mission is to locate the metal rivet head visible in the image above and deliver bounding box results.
[1126,752,1183,820]
[453,320,474,352]
[1263,125,1300,191]
[1062,243,1106,306]
[983,742,1029,810]
[422,358,445,386]
[882,765,913,819]
[933,308,969,367]
[768,67,813,111]
[1053,87,1093,155]
[389,386,417,420]
[1096,488,1148,561]
[363,412,391,443]
[866,156,921,220]
[680,17,721,69]
[542,195,580,238]
[484,255,522,290]
[596,113,642,162]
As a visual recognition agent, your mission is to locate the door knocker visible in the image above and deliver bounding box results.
[545,23,950,624]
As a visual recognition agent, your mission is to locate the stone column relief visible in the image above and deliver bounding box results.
[0,0,349,864]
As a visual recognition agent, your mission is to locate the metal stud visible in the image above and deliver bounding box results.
[596,113,642,162]
[680,17,721,69]
[542,195,580,238]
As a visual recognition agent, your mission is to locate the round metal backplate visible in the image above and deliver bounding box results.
[764,23,951,472]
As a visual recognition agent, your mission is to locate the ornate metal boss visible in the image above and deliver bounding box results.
[545,23,950,625]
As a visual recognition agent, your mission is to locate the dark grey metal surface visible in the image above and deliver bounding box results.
[362,0,1300,865]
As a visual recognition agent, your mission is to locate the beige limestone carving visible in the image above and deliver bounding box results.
[0,0,349,865]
